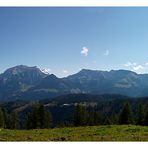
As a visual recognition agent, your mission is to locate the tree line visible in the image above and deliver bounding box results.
[0,104,52,129]
[73,102,148,126]
[0,101,148,129]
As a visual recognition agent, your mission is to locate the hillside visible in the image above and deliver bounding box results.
[1,93,148,128]
[0,94,130,127]
[0,125,148,141]
[2,65,148,101]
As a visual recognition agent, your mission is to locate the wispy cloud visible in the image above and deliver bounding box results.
[80,47,89,56]
[132,65,144,71]
[104,50,109,56]
[123,62,144,72]
[123,62,137,67]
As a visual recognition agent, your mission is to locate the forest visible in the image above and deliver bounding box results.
[0,96,148,129]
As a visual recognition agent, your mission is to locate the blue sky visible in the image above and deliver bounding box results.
[1,7,148,77]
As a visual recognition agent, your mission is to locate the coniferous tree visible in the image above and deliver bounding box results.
[0,107,4,128]
[74,105,81,126]
[87,107,100,126]
[32,105,40,129]
[26,104,52,129]
[38,104,52,128]
[87,107,94,126]
[44,110,52,128]
[110,113,119,125]
[2,108,8,129]
[144,107,148,126]
[38,105,45,128]
[26,112,33,129]
[93,110,100,125]
[10,111,19,129]
[136,103,144,125]
[119,102,133,125]
[74,105,87,126]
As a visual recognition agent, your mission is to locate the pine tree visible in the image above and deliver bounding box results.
[136,103,144,125]
[38,105,45,128]
[87,107,94,126]
[109,113,119,125]
[87,107,99,126]
[74,105,87,126]
[0,107,4,128]
[74,105,81,126]
[38,104,52,128]
[93,110,100,125]
[26,104,52,129]
[10,111,19,129]
[119,102,133,125]
[2,108,8,129]
[32,105,40,129]
[44,111,52,128]
[144,107,148,126]
[26,112,33,129]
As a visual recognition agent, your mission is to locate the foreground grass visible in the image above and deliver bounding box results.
[0,125,148,141]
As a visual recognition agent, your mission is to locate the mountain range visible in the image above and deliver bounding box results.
[1,65,148,101]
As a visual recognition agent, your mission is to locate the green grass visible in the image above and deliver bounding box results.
[0,125,148,141]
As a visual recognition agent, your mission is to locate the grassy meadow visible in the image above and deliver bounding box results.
[0,125,148,141]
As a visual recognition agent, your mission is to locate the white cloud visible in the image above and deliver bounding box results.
[132,65,144,71]
[63,70,68,74]
[123,62,144,72]
[133,62,137,66]
[124,62,137,67]
[123,62,132,67]
[145,63,148,66]
[104,50,109,56]
[80,47,89,56]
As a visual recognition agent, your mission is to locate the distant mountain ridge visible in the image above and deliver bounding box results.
[0,65,47,101]
[1,65,148,101]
